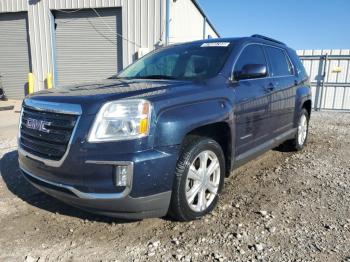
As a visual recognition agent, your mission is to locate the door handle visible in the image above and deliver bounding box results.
[265,83,275,92]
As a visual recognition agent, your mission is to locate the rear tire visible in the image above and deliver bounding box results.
[288,108,310,151]
[168,137,225,221]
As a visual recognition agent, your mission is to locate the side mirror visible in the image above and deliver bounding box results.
[233,64,267,81]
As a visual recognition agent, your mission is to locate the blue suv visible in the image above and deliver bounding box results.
[18,35,311,221]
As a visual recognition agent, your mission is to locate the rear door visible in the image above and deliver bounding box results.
[264,46,297,135]
[233,44,271,156]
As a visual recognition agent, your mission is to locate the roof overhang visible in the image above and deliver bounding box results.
[191,0,220,37]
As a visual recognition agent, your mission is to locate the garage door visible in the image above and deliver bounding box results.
[0,12,30,99]
[54,8,123,86]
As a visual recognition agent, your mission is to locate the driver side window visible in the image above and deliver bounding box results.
[234,45,267,77]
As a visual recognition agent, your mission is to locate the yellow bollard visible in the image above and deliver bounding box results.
[47,73,53,89]
[28,73,34,94]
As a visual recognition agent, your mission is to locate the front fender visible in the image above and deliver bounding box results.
[154,99,233,147]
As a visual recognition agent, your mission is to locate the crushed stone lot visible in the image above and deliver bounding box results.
[0,111,349,262]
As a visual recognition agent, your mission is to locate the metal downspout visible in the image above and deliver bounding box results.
[49,11,57,87]
[203,16,207,39]
[165,0,170,45]
[318,54,329,111]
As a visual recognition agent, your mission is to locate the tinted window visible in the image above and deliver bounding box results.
[117,43,233,80]
[290,50,308,80]
[138,54,179,77]
[184,55,210,78]
[265,47,293,76]
[234,45,267,76]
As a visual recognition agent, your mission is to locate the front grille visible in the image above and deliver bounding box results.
[20,106,78,161]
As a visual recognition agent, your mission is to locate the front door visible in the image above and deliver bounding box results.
[233,44,271,156]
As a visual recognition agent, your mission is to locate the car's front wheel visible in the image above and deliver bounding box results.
[168,137,225,221]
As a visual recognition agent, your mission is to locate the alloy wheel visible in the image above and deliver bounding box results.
[185,150,221,212]
[298,114,308,146]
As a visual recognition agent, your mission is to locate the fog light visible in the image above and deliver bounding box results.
[114,164,133,187]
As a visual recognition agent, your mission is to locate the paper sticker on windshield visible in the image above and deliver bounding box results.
[201,42,230,47]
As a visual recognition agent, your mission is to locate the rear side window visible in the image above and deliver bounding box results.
[234,45,267,75]
[265,46,293,76]
[289,50,308,80]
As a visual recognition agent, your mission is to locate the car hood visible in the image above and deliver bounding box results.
[25,79,205,115]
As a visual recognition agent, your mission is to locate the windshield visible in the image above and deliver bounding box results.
[116,42,233,80]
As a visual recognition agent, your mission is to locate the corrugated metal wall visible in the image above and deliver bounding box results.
[0,12,30,99]
[27,0,53,93]
[205,21,219,39]
[49,0,164,67]
[48,0,123,9]
[169,0,204,44]
[122,0,165,66]
[0,0,165,93]
[297,49,350,111]
[54,8,123,85]
[0,0,27,12]
[0,0,218,96]
[169,0,218,44]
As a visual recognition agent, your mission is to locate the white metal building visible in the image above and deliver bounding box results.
[0,0,219,99]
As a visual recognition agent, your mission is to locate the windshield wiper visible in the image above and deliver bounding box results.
[137,75,177,80]
[109,76,127,79]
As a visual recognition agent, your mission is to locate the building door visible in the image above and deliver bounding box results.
[0,12,31,99]
[54,8,123,86]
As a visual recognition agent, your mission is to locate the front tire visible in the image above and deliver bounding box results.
[168,137,225,221]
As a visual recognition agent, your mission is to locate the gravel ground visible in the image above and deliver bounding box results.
[0,111,349,262]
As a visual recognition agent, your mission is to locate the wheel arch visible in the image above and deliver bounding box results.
[154,98,234,145]
[294,86,312,126]
[302,99,312,118]
[181,122,232,177]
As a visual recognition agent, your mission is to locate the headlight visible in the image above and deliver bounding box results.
[88,99,151,142]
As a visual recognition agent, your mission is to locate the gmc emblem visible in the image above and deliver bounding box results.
[25,118,51,133]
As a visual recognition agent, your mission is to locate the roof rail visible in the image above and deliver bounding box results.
[251,34,286,46]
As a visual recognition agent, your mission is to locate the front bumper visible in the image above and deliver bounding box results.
[22,168,171,219]
[19,146,180,219]
[18,99,180,219]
